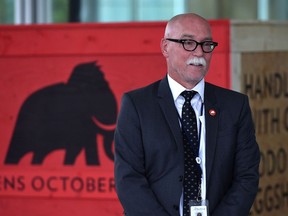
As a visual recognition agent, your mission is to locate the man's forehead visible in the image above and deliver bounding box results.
[165,14,211,37]
[180,33,213,40]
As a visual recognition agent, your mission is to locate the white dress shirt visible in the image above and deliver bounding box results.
[167,74,207,216]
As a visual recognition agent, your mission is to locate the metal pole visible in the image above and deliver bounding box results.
[14,0,23,24]
[24,0,33,24]
[173,0,186,15]
[258,0,269,20]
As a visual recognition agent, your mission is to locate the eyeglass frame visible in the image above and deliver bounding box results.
[165,38,218,53]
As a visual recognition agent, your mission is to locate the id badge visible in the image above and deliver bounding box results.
[189,200,209,216]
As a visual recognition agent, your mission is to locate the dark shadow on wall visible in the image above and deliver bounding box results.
[5,62,117,166]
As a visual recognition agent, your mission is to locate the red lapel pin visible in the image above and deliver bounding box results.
[209,109,216,116]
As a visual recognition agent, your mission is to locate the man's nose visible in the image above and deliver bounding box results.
[192,44,204,56]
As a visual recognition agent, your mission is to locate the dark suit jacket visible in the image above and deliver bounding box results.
[114,76,260,216]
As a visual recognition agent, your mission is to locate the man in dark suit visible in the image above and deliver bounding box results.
[114,13,260,216]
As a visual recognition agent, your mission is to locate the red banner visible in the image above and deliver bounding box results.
[0,20,230,215]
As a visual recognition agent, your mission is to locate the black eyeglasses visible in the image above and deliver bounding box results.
[166,38,218,53]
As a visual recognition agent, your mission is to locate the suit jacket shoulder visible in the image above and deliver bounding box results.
[205,82,249,110]
[205,82,247,99]
[125,79,162,99]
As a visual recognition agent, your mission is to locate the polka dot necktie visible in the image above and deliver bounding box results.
[180,90,202,216]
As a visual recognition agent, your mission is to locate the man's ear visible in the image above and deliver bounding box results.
[160,38,169,57]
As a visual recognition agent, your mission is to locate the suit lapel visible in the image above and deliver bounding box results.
[157,77,183,150]
[204,83,219,189]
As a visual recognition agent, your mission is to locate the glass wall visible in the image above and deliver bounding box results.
[0,0,287,25]
[0,0,14,24]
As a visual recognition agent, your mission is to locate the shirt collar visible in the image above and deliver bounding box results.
[167,74,205,102]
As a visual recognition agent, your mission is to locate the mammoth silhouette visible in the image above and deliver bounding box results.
[5,62,117,165]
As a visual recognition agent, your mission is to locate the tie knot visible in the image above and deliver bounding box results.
[180,90,197,102]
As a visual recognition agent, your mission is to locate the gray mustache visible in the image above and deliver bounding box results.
[186,57,207,67]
